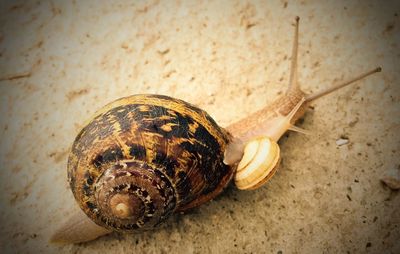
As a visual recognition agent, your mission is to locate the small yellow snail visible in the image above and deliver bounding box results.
[51,17,381,244]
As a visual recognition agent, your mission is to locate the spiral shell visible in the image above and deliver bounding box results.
[234,137,280,190]
[68,94,234,232]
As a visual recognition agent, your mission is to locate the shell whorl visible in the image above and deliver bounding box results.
[67,94,234,232]
[93,160,176,230]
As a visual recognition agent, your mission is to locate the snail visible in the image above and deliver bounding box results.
[51,17,381,244]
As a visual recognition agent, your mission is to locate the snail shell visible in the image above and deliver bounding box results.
[68,94,234,232]
[235,137,280,190]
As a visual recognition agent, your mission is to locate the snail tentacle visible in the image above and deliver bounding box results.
[287,16,300,93]
[305,67,382,102]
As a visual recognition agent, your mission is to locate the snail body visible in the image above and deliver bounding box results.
[51,17,381,244]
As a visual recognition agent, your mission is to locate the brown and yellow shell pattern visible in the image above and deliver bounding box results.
[68,94,233,232]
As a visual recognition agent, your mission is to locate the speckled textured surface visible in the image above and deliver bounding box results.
[0,0,399,253]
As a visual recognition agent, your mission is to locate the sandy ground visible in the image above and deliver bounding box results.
[0,0,399,253]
